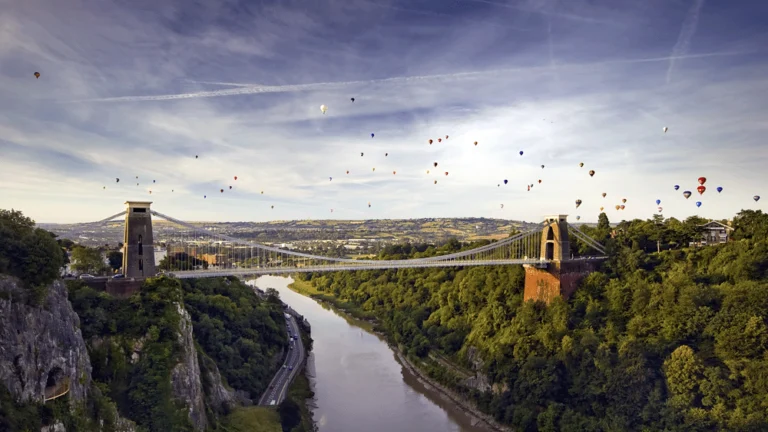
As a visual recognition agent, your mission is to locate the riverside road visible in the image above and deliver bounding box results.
[258,313,306,406]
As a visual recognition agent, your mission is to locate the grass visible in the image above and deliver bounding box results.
[286,373,316,432]
[221,407,281,432]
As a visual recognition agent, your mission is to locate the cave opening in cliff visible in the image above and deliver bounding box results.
[44,367,66,401]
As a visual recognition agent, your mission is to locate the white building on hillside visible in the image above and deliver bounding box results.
[698,221,734,245]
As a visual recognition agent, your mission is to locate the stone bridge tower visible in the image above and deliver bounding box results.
[523,215,600,304]
[122,201,157,279]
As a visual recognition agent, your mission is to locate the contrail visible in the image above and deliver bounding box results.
[666,0,706,84]
[70,50,751,103]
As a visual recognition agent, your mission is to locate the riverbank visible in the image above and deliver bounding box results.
[287,279,514,432]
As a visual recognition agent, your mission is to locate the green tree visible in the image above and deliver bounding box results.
[71,246,108,275]
[0,209,65,291]
[106,251,123,271]
[278,398,301,432]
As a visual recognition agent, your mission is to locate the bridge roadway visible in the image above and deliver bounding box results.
[257,314,306,406]
[170,258,550,279]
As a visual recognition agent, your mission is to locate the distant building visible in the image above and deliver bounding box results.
[698,221,734,245]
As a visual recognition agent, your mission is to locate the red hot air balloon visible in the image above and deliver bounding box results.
[697,185,706,195]
[234,176,238,180]
[698,177,707,185]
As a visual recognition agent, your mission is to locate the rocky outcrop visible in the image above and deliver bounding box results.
[170,302,207,432]
[0,276,91,404]
[462,346,493,393]
[200,352,252,412]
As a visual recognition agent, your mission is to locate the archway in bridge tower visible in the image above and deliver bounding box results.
[546,226,554,241]
[545,242,555,261]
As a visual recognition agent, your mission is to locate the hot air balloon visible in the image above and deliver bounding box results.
[361,152,364,157]
[372,168,375,172]
[351,97,355,102]
[320,105,328,114]
[204,195,207,199]
[234,176,238,180]
[429,139,433,145]
[153,180,156,183]
[696,202,702,207]
[615,205,620,210]
[474,141,478,146]
[717,186,723,193]
[600,207,604,211]
[371,133,375,138]
[575,199,582,208]
[220,189,224,193]
[103,186,105,189]
[504,179,508,184]
[663,127,668,133]
[229,186,232,190]
[445,135,449,139]
[331,209,334,213]
[136,176,138,179]
[602,192,606,198]
[438,138,442,143]
[754,195,761,202]
[368,202,371,207]
[579,162,584,167]
[538,179,542,184]
[528,185,531,191]
[500,204,504,209]
[683,191,692,199]
[519,151,524,156]
[620,205,626,210]
[271,205,274,209]
[329,177,332,181]
[576,216,581,221]
[541,165,545,169]
[427,170,430,174]
[658,207,663,213]
[434,162,438,167]
[589,170,595,177]
[656,199,661,205]
[195,155,198,159]
[346,170,349,174]
[697,185,706,195]
[674,185,680,191]
[434,180,437,184]
[261,191,264,194]
[34,72,40,79]
[385,153,388,157]
[393,171,396,175]
[149,190,152,194]
[698,177,707,185]
[622,198,627,203]
[445,172,449,176]
[116,178,120,183]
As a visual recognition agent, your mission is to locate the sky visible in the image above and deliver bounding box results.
[1,0,768,224]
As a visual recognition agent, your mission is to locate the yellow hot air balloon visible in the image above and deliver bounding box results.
[320,104,328,114]
[615,205,620,210]
[34,72,40,79]
[600,206,604,211]
[579,162,584,168]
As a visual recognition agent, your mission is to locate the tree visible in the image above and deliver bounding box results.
[0,209,65,290]
[106,251,123,271]
[265,287,282,305]
[277,398,301,432]
[71,246,108,275]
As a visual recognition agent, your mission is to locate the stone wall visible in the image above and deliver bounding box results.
[523,259,603,304]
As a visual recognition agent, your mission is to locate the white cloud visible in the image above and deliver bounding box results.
[1,0,767,225]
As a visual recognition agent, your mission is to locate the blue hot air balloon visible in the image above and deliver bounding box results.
[371,133,375,138]
[754,195,761,202]
[674,185,680,190]
[696,201,702,207]
[329,177,333,181]
[656,199,661,205]
[683,190,692,199]
[519,151,524,156]
[717,186,723,193]
[503,179,508,184]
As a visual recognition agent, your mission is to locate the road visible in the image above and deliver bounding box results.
[258,313,306,406]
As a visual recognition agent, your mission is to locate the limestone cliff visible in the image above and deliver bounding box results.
[0,276,91,404]
[170,302,208,431]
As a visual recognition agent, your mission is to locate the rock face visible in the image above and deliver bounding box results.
[0,276,91,404]
[462,346,493,393]
[170,302,208,431]
[201,352,252,412]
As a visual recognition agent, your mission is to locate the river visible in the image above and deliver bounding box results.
[250,275,493,432]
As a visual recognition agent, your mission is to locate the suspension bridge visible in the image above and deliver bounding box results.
[72,202,607,286]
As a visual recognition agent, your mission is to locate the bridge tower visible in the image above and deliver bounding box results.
[523,215,599,304]
[122,201,157,279]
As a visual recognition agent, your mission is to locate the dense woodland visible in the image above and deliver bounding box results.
[298,210,768,431]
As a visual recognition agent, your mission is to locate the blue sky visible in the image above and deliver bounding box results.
[1,0,767,224]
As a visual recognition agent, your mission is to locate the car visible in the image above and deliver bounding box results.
[112,274,125,279]
[288,366,293,371]
[78,274,94,279]
[282,365,287,368]
[290,346,293,350]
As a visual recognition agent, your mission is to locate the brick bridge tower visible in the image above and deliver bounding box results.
[523,215,600,304]
[122,201,157,279]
